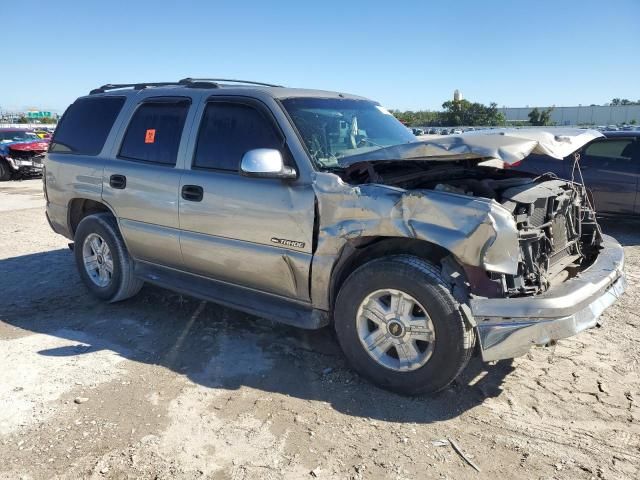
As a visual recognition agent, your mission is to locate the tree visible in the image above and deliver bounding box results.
[608,98,640,106]
[528,107,554,126]
[440,99,505,126]
[390,109,439,127]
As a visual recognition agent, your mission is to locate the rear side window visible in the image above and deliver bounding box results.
[50,96,125,155]
[193,102,282,171]
[119,99,190,165]
[584,139,635,160]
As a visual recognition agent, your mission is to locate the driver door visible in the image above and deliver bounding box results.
[178,98,315,300]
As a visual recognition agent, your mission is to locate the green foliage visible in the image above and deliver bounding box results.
[440,100,505,127]
[391,99,505,127]
[389,109,439,127]
[528,107,554,126]
[610,98,640,106]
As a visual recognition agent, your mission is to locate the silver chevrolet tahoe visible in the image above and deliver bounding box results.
[44,78,626,395]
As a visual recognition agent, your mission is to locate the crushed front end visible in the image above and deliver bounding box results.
[470,174,626,360]
[337,157,626,362]
[0,141,47,177]
[493,175,602,296]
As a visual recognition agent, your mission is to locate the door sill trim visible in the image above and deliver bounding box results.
[134,260,329,330]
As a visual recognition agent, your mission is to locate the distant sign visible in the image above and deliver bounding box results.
[26,111,52,119]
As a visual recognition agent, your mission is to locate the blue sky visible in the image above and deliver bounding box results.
[3,0,639,113]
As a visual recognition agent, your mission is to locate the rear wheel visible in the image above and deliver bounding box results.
[74,213,143,302]
[334,255,475,395]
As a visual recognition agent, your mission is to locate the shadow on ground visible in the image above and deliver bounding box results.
[0,248,521,424]
[4,216,638,422]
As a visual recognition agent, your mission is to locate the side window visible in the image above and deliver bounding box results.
[584,139,634,160]
[119,99,190,165]
[50,96,125,155]
[193,102,282,171]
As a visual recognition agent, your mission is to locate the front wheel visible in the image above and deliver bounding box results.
[334,255,475,395]
[0,160,12,181]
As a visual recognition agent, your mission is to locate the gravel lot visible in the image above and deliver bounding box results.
[1,179,639,480]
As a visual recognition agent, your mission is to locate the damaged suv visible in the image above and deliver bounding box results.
[44,79,626,394]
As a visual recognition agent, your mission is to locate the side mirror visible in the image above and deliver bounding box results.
[240,149,297,179]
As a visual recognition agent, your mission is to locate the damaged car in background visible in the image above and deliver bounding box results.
[45,83,626,395]
[0,128,48,180]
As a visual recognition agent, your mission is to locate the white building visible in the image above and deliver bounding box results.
[498,105,640,126]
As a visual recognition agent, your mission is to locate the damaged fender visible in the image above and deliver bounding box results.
[310,172,519,310]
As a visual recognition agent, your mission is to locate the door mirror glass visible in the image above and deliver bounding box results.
[240,149,297,179]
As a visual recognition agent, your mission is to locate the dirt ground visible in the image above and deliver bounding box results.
[1,179,638,480]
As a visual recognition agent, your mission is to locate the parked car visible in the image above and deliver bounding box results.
[33,129,53,139]
[510,131,640,216]
[44,79,625,395]
[0,128,48,180]
[412,128,425,136]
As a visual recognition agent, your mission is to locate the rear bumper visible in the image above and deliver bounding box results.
[45,202,72,239]
[472,234,625,361]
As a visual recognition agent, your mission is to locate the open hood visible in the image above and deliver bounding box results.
[337,128,603,167]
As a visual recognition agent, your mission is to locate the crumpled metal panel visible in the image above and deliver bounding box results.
[338,128,603,167]
[310,172,520,309]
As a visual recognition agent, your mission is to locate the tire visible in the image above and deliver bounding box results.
[334,255,475,396]
[74,213,143,302]
[0,160,12,181]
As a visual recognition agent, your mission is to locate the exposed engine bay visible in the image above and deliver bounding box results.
[341,160,602,297]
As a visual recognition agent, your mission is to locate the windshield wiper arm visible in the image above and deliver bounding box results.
[357,138,385,148]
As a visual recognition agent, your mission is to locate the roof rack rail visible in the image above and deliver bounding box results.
[89,82,183,95]
[89,80,221,95]
[89,77,281,95]
[179,77,284,88]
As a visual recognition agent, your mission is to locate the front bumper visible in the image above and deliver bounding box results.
[5,156,44,175]
[472,234,626,361]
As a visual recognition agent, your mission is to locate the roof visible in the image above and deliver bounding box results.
[87,79,369,102]
[602,130,640,138]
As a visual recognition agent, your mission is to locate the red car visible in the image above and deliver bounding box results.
[0,128,49,180]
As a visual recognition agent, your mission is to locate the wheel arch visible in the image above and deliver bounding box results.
[328,236,454,311]
[67,198,116,237]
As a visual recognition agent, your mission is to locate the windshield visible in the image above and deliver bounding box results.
[281,98,416,168]
[0,131,39,143]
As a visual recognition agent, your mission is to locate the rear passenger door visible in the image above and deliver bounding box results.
[578,138,639,215]
[178,98,315,300]
[102,97,192,269]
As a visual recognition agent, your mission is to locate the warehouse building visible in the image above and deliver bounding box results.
[498,105,640,126]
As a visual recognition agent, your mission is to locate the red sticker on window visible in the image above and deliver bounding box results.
[145,129,156,144]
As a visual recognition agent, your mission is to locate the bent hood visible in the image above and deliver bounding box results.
[7,140,49,152]
[338,128,603,167]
